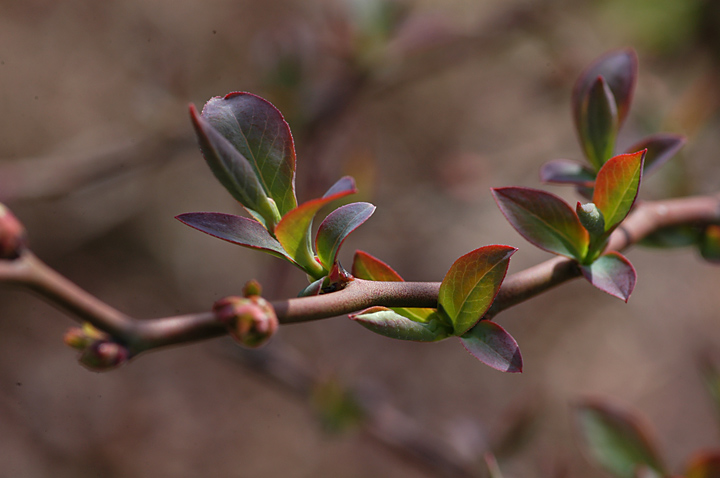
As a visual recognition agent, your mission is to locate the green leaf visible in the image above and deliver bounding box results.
[176,212,296,264]
[315,202,375,270]
[580,252,636,302]
[437,245,516,336]
[625,133,685,176]
[573,49,638,130]
[275,176,357,278]
[686,452,720,478]
[539,159,597,187]
[575,400,665,478]
[352,250,403,281]
[189,105,277,229]
[700,224,720,263]
[351,250,436,323]
[350,307,451,342]
[201,92,298,217]
[460,320,522,373]
[593,150,645,232]
[492,187,589,260]
[578,76,619,169]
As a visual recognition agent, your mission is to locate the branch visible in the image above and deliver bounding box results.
[1,194,718,357]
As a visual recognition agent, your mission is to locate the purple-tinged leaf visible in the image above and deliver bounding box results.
[492,187,589,260]
[189,105,276,228]
[275,176,357,275]
[700,224,720,263]
[625,133,685,176]
[176,212,295,263]
[201,92,298,216]
[686,451,720,478]
[352,250,404,281]
[573,49,638,130]
[578,76,619,169]
[540,159,596,187]
[350,307,450,342]
[575,399,665,478]
[438,245,516,336]
[593,150,645,233]
[580,252,636,302]
[316,202,375,270]
[352,251,437,323]
[460,320,522,373]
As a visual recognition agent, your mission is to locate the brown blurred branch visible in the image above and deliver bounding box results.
[1,193,718,357]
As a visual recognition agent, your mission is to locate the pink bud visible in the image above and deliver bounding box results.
[212,295,278,348]
[0,204,27,259]
[79,341,129,372]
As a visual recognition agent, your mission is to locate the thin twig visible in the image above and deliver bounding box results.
[1,194,718,356]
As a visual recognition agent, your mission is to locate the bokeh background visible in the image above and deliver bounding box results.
[1,0,720,476]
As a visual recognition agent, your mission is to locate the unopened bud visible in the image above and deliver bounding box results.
[64,323,108,351]
[79,341,129,372]
[576,202,605,237]
[213,295,278,348]
[242,279,262,298]
[0,203,27,259]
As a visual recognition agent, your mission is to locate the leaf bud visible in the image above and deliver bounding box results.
[242,279,262,298]
[0,203,27,260]
[79,341,129,372]
[213,295,278,348]
[576,202,605,237]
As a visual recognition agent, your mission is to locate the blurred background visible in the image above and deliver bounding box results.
[1,0,720,476]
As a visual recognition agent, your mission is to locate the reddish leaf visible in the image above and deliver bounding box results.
[315,202,375,270]
[189,105,276,228]
[350,307,450,342]
[351,251,436,323]
[460,320,522,373]
[275,176,357,276]
[201,92,297,216]
[438,245,516,336]
[700,224,720,263]
[575,399,665,478]
[573,49,638,130]
[686,451,720,478]
[492,187,589,260]
[593,150,645,232]
[540,159,596,187]
[578,76,619,169]
[176,212,295,263]
[580,252,636,302]
[352,250,403,281]
[625,133,685,175]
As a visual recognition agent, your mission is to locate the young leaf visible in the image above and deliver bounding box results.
[201,92,298,216]
[189,105,277,228]
[350,307,451,342]
[539,159,596,187]
[573,49,638,130]
[437,245,516,336]
[352,250,436,323]
[460,320,522,373]
[625,133,685,176]
[593,150,645,232]
[315,202,376,270]
[580,252,636,302]
[575,399,665,478]
[686,451,720,478]
[492,187,589,260]
[578,76,619,170]
[352,250,404,281]
[176,212,296,263]
[700,224,720,263]
[275,176,357,276]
